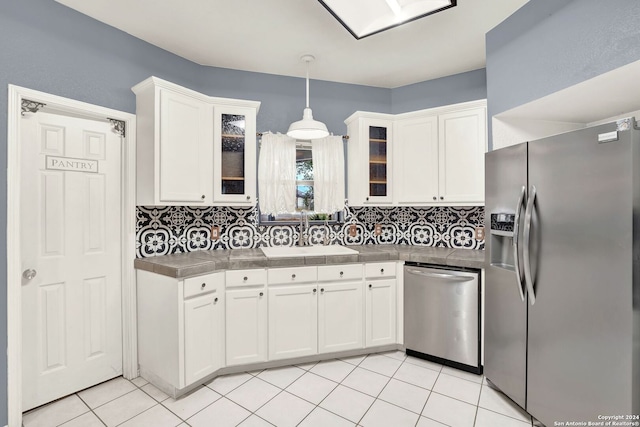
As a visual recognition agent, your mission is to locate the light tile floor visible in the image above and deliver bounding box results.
[23,351,535,427]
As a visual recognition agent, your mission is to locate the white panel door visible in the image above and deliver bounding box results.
[438,107,486,203]
[365,279,396,347]
[184,292,223,386]
[268,285,318,360]
[20,112,122,411]
[159,89,212,203]
[226,287,267,366]
[318,281,364,354]
[394,116,439,204]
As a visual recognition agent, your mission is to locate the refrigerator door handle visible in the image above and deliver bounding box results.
[513,185,526,302]
[523,185,537,305]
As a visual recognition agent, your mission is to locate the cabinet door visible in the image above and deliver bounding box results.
[159,89,212,203]
[268,285,318,360]
[213,106,257,205]
[318,281,364,354]
[363,119,393,204]
[365,279,396,347]
[184,292,223,386]
[226,287,267,366]
[438,107,486,203]
[394,116,439,204]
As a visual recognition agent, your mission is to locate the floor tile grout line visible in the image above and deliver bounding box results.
[294,358,361,426]
[204,371,254,397]
[354,352,407,426]
[477,383,533,424]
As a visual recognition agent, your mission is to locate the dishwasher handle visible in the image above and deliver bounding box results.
[405,268,475,282]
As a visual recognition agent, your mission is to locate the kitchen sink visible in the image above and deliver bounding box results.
[260,245,358,258]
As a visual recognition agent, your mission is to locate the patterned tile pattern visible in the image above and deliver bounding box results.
[136,205,485,258]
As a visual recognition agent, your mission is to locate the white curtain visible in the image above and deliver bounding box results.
[258,132,297,215]
[312,135,346,214]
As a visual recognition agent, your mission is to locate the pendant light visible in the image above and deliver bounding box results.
[287,55,329,140]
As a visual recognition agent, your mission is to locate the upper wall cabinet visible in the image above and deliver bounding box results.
[437,106,486,204]
[346,100,487,207]
[213,106,257,206]
[345,113,394,206]
[132,77,260,206]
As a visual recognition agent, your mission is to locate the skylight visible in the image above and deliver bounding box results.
[318,0,456,39]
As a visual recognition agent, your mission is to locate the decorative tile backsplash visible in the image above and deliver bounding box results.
[136,205,484,258]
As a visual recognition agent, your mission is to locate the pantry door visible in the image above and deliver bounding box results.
[20,111,123,411]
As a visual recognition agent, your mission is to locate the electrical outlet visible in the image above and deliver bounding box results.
[211,225,220,240]
[374,224,382,236]
[475,226,485,240]
[349,224,357,237]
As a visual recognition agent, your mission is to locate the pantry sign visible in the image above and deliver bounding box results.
[46,155,98,173]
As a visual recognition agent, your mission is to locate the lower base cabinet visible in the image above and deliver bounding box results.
[137,261,399,396]
[137,270,225,394]
[225,287,267,366]
[366,278,397,347]
[318,281,364,353]
[268,284,318,360]
[184,292,224,385]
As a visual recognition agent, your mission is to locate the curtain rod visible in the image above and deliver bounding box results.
[257,132,349,140]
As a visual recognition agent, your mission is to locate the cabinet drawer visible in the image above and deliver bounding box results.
[318,264,363,282]
[184,272,224,299]
[365,262,396,279]
[226,269,267,288]
[268,266,317,285]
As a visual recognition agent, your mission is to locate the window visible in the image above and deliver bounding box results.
[259,143,342,224]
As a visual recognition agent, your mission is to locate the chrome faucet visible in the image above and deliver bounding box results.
[323,219,331,245]
[298,210,310,246]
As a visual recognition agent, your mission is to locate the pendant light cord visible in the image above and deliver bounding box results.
[305,60,310,109]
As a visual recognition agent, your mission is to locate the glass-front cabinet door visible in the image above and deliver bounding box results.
[363,119,392,204]
[213,105,257,205]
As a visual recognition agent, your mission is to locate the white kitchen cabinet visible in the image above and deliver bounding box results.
[184,292,224,385]
[225,286,267,366]
[137,270,225,396]
[317,267,364,353]
[394,115,439,204]
[213,104,259,206]
[132,76,260,206]
[268,284,318,360]
[438,107,486,203]
[133,77,213,205]
[345,113,395,206]
[365,263,397,347]
[348,100,486,206]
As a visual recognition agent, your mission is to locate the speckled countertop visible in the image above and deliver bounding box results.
[134,245,485,278]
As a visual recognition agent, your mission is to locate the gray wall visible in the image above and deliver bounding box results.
[486,0,640,148]
[0,0,488,423]
[391,68,487,114]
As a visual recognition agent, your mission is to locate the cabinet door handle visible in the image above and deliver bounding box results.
[214,297,218,303]
[339,271,344,277]
[320,288,325,293]
[440,196,444,200]
[291,274,296,279]
[201,195,205,200]
[366,197,369,201]
[313,288,317,293]
[246,195,250,200]
[433,196,437,201]
[201,283,206,289]
[243,276,248,281]
[259,292,264,297]
[380,268,385,274]
[369,284,372,289]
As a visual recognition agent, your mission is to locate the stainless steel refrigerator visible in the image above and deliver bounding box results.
[484,119,640,426]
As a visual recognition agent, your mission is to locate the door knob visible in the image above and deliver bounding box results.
[23,269,37,280]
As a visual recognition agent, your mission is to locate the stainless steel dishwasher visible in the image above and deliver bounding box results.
[404,263,482,374]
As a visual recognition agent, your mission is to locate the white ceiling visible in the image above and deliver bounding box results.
[55,0,528,88]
